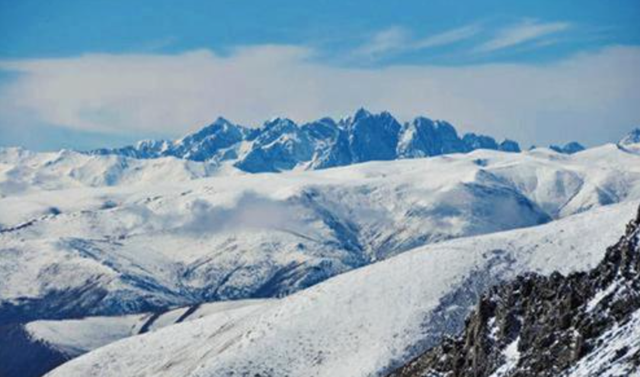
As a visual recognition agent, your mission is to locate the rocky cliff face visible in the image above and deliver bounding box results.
[390,205,640,377]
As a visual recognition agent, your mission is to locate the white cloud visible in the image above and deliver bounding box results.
[414,24,482,49]
[352,27,409,58]
[352,24,481,59]
[0,45,639,147]
[476,19,570,52]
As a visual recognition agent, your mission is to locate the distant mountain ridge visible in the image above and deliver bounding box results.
[92,109,530,173]
[91,110,640,174]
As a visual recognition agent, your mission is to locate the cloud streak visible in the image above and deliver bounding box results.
[353,27,409,58]
[476,19,571,52]
[414,24,483,49]
[0,45,639,147]
[352,24,482,59]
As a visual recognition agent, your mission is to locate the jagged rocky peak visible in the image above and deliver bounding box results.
[550,141,586,154]
[250,117,301,144]
[347,108,402,162]
[301,117,340,141]
[397,117,437,158]
[499,139,521,153]
[234,117,317,173]
[352,107,374,122]
[398,117,462,158]
[263,117,298,131]
[180,116,238,141]
[619,128,640,146]
[390,205,640,377]
[89,109,530,172]
[462,132,499,151]
[171,117,248,161]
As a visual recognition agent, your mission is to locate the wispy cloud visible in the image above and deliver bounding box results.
[353,24,482,59]
[352,27,409,58]
[414,24,483,49]
[476,19,571,53]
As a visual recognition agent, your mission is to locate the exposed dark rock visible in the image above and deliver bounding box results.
[498,139,521,153]
[550,142,586,155]
[390,205,640,377]
[462,133,499,151]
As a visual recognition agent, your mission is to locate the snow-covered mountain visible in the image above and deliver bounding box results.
[43,201,639,377]
[2,124,640,377]
[3,143,640,326]
[91,109,527,173]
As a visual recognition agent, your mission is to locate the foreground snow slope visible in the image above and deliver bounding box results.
[46,201,638,377]
[2,144,640,321]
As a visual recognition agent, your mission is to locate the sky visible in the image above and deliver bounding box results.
[0,0,639,151]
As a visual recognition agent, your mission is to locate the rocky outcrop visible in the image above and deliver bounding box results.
[390,205,640,377]
[550,142,586,154]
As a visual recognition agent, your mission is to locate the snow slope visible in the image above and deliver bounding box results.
[25,299,270,357]
[45,201,638,377]
[2,144,640,322]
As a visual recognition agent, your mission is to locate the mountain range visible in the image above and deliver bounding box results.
[1,113,640,377]
[91,109,592,173]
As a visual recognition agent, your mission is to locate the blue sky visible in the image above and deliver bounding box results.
[1,0,639,150]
